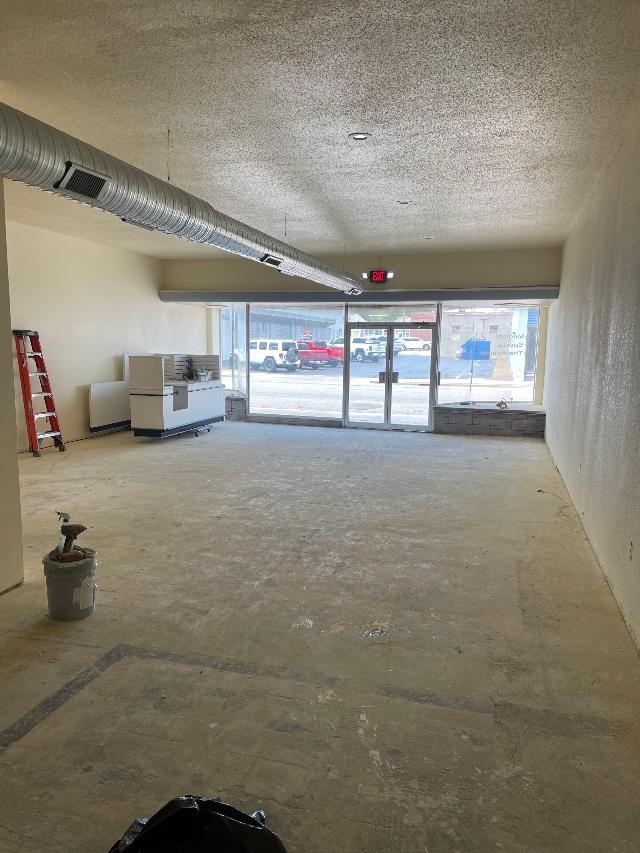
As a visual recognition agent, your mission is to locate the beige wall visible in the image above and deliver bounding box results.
[7,222,207,449]
[162,246,562,294]
[545,114,640,647]
[533,306,549,405]
[0,182,24,592]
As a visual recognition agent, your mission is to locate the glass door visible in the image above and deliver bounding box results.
[390,326,434,428]
[344,326,388,425]
[344,322,437,430]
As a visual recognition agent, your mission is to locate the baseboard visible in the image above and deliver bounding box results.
[89,420,131,433]
[0,580,23,596]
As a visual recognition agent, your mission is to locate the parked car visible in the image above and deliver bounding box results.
[329,336,383,362]
[350,336,385,362]
[370,335,403,356]
[297,338,343,365]
[249,339,300,371]
[296,341,330,369]
[396,336,431,352]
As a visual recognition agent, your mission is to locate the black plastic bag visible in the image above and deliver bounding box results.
[108,795,288,852]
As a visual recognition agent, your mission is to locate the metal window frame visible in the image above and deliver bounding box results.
[342,320,438,431]
[244,304,442,429]
[242,299,564,432]
[244,304,251,412]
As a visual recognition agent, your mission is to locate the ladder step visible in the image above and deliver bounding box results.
[29,371,47,377]
[31,391,53,398]
[26,352,43,357]
[37,430,61,439]
[34,411,55,419]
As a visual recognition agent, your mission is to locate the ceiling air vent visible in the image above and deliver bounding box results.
[260,253,283,268]
[55,162,109,200]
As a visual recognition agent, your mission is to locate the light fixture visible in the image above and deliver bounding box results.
[348,132,370,141]
[362,272,368,279]
[397,200,411,205]
[387,272,395,279]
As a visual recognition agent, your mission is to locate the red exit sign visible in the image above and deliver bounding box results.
[365,270,395,283]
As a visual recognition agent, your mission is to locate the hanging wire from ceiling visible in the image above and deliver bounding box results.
[166,128,171,183]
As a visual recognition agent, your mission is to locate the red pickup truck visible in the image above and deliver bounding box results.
[295,341,330,369]
[297,339,344,366]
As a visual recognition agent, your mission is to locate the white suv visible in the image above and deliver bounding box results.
[396,336,431,352]
[249,340,300,372]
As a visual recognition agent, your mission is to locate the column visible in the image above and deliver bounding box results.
[0,179,24,592]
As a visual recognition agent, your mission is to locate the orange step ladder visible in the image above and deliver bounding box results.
[13,330,65,457]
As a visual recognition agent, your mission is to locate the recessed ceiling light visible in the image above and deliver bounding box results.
[348,132,370,141]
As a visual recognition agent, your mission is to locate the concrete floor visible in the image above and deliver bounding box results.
[1,422,639,852]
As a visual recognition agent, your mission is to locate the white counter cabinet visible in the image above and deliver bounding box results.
[129,355,225,438]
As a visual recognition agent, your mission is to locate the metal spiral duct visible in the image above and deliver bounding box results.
[0,102,363,295]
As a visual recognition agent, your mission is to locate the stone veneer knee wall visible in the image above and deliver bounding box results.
[225,393,247,420]
[433,405,545,437]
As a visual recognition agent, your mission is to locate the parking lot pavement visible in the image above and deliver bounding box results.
[248,370,344,418]
[239,354,496,381]
[222,352,533,419]
[242,359,533,418]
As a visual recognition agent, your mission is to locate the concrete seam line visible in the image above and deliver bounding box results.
[3,643,620,750]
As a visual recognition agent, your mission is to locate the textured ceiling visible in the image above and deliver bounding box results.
[1,0,640,259]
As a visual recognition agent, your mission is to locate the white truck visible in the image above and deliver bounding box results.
[350,336,385,362]
[330,335,386,362]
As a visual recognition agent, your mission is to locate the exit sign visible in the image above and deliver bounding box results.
[365,270,394,283]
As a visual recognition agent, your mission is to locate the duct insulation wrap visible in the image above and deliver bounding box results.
[0,102,363,294]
